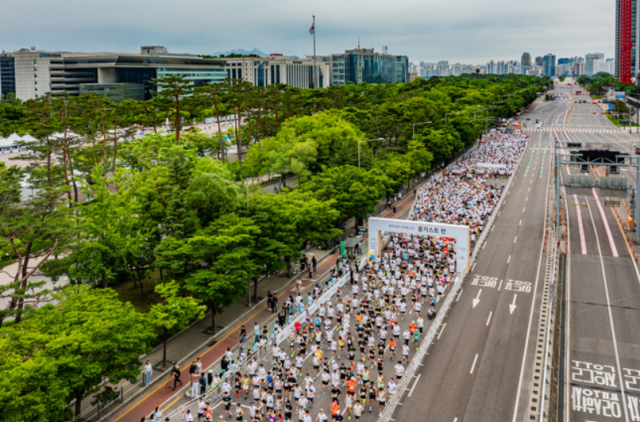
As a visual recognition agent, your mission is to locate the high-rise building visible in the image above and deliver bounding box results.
[585,52,605,76]
[535,56,544,66]
[543,54,556,77]
[615,0,636,83]
[321,47,408,86]
[573,61,586,76]
[521,52,532,67]
[5,46,227,102]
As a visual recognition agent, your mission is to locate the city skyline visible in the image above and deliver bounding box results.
[1,0,614,64]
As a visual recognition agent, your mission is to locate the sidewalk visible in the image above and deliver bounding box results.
[95,190,420,422]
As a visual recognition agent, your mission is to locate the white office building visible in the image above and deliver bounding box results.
[223,54,330,89]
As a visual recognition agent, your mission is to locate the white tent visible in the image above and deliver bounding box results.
[6,133,22,143]
[0,134,19,153]
[21,134,38,143]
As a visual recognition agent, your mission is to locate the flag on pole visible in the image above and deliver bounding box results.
[309,23,315,36]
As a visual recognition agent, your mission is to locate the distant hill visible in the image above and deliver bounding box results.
[211,48,267,57]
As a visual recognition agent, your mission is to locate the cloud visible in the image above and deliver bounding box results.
[1,0,614,63]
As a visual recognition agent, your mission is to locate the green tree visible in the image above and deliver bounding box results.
[0,285,154,418]
[45,166,148,289]
[152,75,193,142]
[302,165,389,229]
[148,281,206,367]
[156,214,261,331]
[246,190,341,298]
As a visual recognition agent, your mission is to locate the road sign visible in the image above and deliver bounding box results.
[605,200,621,207]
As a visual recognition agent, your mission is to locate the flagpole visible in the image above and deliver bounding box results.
[313,15,317,89]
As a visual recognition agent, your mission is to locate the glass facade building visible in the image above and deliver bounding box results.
[0,55,15,97]
[326,48,409,86]
[79,83,145,103]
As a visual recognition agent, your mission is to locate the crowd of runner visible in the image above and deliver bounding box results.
[158,231,455,422]
[411,133,528,244]
[146,132,528,422]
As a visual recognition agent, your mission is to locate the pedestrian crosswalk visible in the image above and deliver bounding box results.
[525,127,623,134]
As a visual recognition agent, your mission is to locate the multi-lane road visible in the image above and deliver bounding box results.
[391,95,554,422]
[391,81,640,422]
[554,84,640,422]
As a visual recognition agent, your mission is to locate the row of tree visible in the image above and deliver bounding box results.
[0,74,548,421]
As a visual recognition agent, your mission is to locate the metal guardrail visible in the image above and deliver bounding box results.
[161,261,362,422]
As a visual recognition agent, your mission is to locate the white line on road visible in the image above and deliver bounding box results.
[507,255,511,264]
[456,289,463,302]
[470,354,479,374]
[486,311,493,326]
[482,242,486,249]
[498,279,503,291]
[513,236,517,243]
[523,207,526,213]
[528,187,530,192]
[526,196,528,201]
[491,225,495,232]
[407,374,421,397]
[453,418,458,422]
[511,144,551,422]
[585,200,631,422]
[471,262,477,272]
[437,322,447,339]
[519,219,522,226]
[498,211,501,217]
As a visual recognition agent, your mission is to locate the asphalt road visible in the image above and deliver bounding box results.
[555,84,640,422]
[390,98,556,422]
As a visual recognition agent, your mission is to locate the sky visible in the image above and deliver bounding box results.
[1,0,614,64]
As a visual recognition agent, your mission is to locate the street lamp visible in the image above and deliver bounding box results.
[358,138,384,168]
[412,122,432,150]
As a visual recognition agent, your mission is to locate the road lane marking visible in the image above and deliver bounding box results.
[511,140,551,422]
[437,323,447,339]
[498,279,503,291]
[407,374,421,397]
[498,211,501,217]
[591,189,619,257]
[456,289,463,302]
[526,196,528,202]
[472,289,482,308]
[585,199,631,422]
[491,225,495,232]
[509,294,517,314]
[470,354,479,374]
[519,220,522,226]
[486,311,493,326]
[514,236,518,243]
[573,194,587,255]
[482,242,486,249]
[471,262,477,272]
[523,207,526,213]
[507,255,511,264]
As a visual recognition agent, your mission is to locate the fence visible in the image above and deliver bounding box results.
[162,258,365,422]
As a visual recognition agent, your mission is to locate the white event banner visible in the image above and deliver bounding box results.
[476,163,507,169]
[368,217,470,276]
